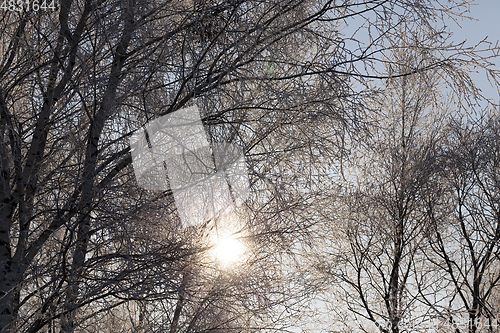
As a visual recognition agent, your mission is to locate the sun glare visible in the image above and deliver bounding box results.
[214,237,246,265]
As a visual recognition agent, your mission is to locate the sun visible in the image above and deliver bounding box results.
[214,236,246,265]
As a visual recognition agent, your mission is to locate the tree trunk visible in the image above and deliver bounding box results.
[0,272,15,332]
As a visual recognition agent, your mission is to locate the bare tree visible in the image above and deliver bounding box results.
[311,23,499,332]
[423,114,500,333]
[0,0,498,332]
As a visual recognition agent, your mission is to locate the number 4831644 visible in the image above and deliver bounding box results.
[1,0,55,11]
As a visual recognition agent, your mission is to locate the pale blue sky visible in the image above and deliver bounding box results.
[446,0,500,103]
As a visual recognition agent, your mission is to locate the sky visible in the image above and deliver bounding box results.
[446,0,500,104]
